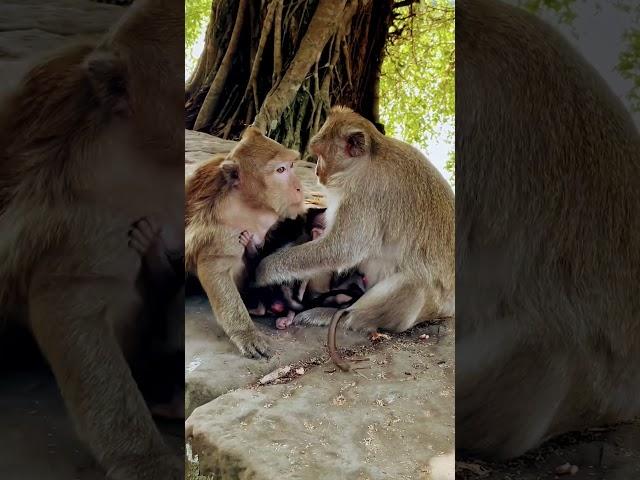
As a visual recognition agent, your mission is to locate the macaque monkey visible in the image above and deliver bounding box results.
[128,217,184,420]
[185,127,305,358]
[255,107,455,351]
[456,0,640,460]
[0,0,184,478]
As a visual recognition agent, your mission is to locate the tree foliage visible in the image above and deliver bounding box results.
[186,0,212,74]
[379,0,454,169]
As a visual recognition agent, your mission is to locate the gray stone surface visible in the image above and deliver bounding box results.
[186,322,455,480]
[185,296,377,417]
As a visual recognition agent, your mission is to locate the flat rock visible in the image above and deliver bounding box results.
[185,296,372,416]
[186,322,455,480]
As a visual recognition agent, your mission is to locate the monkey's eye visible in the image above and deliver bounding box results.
[276,166,286,174]
[290,162,294,169]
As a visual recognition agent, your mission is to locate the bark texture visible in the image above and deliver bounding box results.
[186,0,412,156]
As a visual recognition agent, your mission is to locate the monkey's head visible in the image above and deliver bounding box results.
[230,126,305,219]
[308,106,376,185]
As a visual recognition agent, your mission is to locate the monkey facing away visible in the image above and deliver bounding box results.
[255,107,455,342]
[0,0,184,478]
[456,0,640,460]
[185,126,305,358]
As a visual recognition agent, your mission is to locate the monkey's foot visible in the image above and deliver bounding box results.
[275,311,296,330]
[231,330,272,359]
[293,307,337,327]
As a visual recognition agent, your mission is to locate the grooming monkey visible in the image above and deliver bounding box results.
[255,107,455,354]
[185,126,305,358]
[456,0,640,460]
[0,0,184,478]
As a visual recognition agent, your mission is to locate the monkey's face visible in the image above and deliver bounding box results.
[261,155,305,219]
[309,109,372,185]
[233,127,305,219]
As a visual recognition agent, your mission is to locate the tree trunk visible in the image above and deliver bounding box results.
[185,0,406,157]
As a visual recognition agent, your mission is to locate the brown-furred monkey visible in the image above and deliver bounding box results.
[0,0,184,478]
[456,0,640,460]
[185,126,305,358]
[255,107,455,336]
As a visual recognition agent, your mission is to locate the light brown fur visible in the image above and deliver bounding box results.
[456,0,640,460]
[255,107,455,333]
[185,126,304,358]
[0,1,183,478]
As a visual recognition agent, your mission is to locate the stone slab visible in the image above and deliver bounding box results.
[186,322,455,480]
[185,296,374,416]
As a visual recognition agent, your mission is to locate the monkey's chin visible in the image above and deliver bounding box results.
[285,202,305,219]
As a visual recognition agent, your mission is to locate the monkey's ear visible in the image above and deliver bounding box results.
[83,49,130,116]
[345,131,368,157]
[220,162,240,188]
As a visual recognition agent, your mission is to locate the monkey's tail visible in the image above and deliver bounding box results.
[328,309,351,372]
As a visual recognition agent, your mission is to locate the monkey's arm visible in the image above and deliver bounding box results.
[255,208,374,287]
[196,252,272,359]
[29,272,178,477]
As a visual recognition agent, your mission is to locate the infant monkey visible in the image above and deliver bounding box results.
[127,217,185,420]
[240,208,365,329]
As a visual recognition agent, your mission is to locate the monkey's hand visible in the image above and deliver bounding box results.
[230,329,272,359]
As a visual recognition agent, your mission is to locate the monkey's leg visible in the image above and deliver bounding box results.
[339,274,427,333]
[294,307,338,326]
[275,311,296,330]
[197,256,272,359]
[29,282,181,480]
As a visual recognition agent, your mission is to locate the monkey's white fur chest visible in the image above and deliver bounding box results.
[322,188,343,232]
